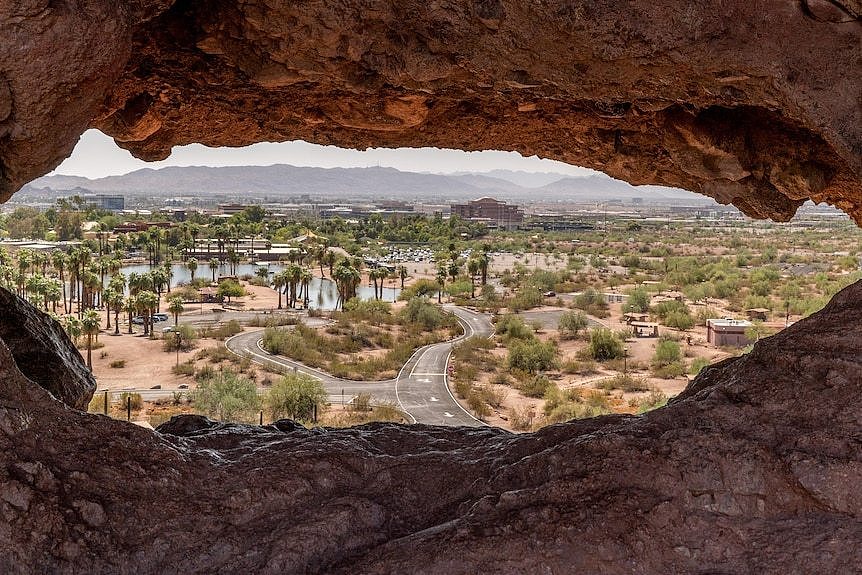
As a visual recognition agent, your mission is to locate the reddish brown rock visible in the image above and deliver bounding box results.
[0,1,860,220]
[0,280,861,572]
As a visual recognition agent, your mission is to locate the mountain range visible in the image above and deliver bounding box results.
[24,165,710,204]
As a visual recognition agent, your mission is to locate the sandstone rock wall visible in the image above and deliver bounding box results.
[0,277,860,573]
[1,1,860,220]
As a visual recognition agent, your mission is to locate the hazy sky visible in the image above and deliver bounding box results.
[52,130,601,179]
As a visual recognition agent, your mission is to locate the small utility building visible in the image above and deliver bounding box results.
[707,318,752,347]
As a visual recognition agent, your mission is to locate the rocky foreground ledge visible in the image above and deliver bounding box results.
[0,284,860,573]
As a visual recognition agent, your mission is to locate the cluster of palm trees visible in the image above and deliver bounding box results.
[271,264,315,309]
[434,248,490,302]
[0,245,181,370]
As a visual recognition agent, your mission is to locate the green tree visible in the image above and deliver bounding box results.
[508,339,557,373]
[558,310,588,339]
[745,320,773,343]
[624,287,650,313]
[588,328,624,361]
[265,373,328,422]
[186,257,198,282]
[192,370,260,422]
[217,279,246,303]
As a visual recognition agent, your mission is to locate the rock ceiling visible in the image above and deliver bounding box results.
[1,0,859,218]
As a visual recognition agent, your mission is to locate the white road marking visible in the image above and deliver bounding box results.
[411,373,445,377]
[430,396,439,402]
[443,412,454,418]
[417,378,430,383]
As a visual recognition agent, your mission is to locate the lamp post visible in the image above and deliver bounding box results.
[175,330,182,367]
[623,347,628,376]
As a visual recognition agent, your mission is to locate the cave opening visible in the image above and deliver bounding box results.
[1,0,859,572]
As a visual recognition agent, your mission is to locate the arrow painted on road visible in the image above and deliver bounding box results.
[443,412,454,418]
[430,396,439,402]
[417,378,430,383]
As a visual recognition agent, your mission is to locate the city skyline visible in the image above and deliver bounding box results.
[52,130,602,180]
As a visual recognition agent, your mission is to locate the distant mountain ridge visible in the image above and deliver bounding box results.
[27,164,712,204]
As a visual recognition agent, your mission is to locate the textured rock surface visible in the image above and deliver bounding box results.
[1,1,860,220]
[0,288,95,410]
[1,281,861,572]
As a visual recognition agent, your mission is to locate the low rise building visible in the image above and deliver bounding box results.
[707,318,752,347]
[451,197,524,229]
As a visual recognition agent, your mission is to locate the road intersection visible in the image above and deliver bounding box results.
[225,305,495,427]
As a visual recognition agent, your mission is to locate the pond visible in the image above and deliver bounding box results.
[119,263,401,310]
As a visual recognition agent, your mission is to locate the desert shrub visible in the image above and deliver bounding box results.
[636,391,669,413]
[195,364,215,382]
[508,286,544,312]
[653,339,682,365]
[399,278,442,300]
[560,358,598,375]
[343,298,393,324]
[477,385,507,408]
[594,373,650,393]
[163,324,198,351]
[516,374,554,398]
[624,287,650,313]
[118,392,143,411]
[198,319,243,340]
[491,372,512,386]
[192,369,260,422]
[109,359,126,368]
[689,357,710,375]
[652,300,688,321]
[573,288,609,317]
[454,379,472,399]
[172,361,195,376]
[467,390,492,419]
[664,310,694,331]
[508,339,557,373]
[495,314,534,342]
[542,386,612,424]
[88,392,109,414]
[508,407,536,431]
[588,328,624,361]
[266,372,327,422]
[400,297,445,330]
[558,310,588,339]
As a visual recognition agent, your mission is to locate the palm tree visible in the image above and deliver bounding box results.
[45,278,62,313]
[106,288,125,335]
[209,258,220,283]
[168,296,185,326]
[300,268,313,308]
[103,287,117,330]
[478,249,490,286]
[52,250,68,313]
[333,263,360,310]
[136,290,159,337]
[162,260,173,293]
[63,315,82,347]
[81,309,101,370]
[124,295,137,334]
[187,257,198,282]
[467,259,480,298]
[398,265,408,289]
[436,267,447,304]
[273,270,286,309]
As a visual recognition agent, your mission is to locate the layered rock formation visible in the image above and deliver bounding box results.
[1,1,860,220]
[1,283,861,572]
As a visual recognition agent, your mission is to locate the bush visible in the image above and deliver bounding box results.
[636,391,668,413]
[495,314,534,342]
[192,369,260,422]
[558,310,588,339]
[560,358,597,375]
[400,297,445,330]
[508,339,557,373]
[399,278,442,300]
[198,319,243,340]
[266,372,328,422]
[594,374,650,393]
[508,286,544,312]
[163,324,198,352]
[588,328,624,361]
[664,310,694,331]
[508,407,536,431]
[109,360,126,369]
[467,390,492,419]
[653,339,682,365]
[516,374,553,398]
[624,287,650,313]
[689,357,710,375]
[118,392,144,411]
[172,361,195,376]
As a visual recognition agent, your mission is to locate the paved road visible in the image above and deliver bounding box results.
[224,305,495,427]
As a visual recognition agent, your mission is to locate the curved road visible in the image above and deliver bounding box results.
[225,305,494,427]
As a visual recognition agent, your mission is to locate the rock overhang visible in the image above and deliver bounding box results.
[0,0,859,220]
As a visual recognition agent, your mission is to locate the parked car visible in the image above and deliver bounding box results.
[152,313,169,322]
[131,316,145,325]
[543,291,556,297]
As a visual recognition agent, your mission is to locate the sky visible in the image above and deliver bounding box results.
[52,130,601,179]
